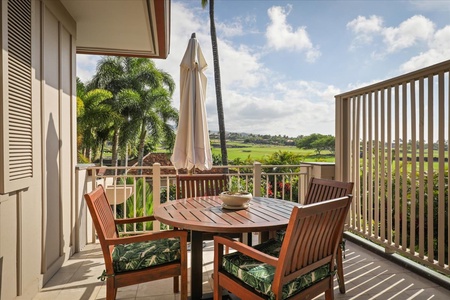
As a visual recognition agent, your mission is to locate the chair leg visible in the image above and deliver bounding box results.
[173,275,179,293]
[213,274,223,300]
[325,288,334,300]
[336,246,346,294]
[180,273,187,300]
[106,278,117,300]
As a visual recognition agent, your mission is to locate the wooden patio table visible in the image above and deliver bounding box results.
[154,195,300,300]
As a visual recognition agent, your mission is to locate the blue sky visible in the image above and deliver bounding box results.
[77,0,450,137]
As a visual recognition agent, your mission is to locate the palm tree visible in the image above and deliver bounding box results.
[77,89,116,164]
[115,86,177,170]
[88,57,176,168]
[88,56,129,167]
[201,0,228,167]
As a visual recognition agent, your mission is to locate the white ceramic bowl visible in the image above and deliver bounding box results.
[219,191,252,207]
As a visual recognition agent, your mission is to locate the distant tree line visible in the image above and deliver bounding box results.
[210,132,335,155]
[295,133,335,155]
[243,134,296,146]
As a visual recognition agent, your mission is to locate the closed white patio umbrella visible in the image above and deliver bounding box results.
[171,33,212,172]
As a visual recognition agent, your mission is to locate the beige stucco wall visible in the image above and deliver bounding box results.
[0,1,77,299]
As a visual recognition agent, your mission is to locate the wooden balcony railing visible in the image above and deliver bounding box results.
[77,162,325,243]
[335,59,450,276]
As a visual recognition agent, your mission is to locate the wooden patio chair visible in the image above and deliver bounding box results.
[303,177,354,206]
[176,174,242,250]
[84,185,188,300]
[214,195,353,300]
[274,177,354,293]
[176,174,228,199]
[305,177,354,294]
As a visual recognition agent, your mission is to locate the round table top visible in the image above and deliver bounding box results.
[154,196,300,233]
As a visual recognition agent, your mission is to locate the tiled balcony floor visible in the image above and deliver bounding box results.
[33,236,450,300]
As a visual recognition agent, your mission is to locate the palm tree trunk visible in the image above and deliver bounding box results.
[99,140,105,166]
[84,147,90,161]
[111,128,119,176]
[209,0,228,168]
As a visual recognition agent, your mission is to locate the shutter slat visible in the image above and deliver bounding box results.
[6,0,33,182]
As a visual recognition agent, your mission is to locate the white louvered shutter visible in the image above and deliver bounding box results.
[1,0,33,194]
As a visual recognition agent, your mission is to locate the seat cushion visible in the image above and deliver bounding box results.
[222,239,332,300]
[112,237,181,273]
[275,230,286,243]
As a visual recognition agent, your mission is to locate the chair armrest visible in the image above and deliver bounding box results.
[105,229,188,246]
[214,236,278,267]
[114,215,156,225]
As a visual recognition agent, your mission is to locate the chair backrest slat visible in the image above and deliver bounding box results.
[304,177,354,205]
[176,174,228,199]
[272,196,352,295]
[84,185,118,269]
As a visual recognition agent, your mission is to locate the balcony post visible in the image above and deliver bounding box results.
[153,163,161,231]
[301,162,335,180]
[335,95,351,182]
[253,161,262,197]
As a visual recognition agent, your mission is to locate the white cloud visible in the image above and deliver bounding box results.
[216,43,267,89]
[76,54,101,82]
[347,15,435,54]
[216,14,258,38]
[383,15,435,53]
[347,15,383,34]
[213,80,339,137]
[400,25,450,72]
[216,21,244,37]
[265,5,321,62]
[347,15,383,48]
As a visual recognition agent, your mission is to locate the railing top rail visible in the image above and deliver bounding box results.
[88,166,176,170]
[87,164,311,171]
[335,59,450,99]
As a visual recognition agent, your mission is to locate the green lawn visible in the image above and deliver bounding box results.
[100,141,335,163]
[211,140,335,162]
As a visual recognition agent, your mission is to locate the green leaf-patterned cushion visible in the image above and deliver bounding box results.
[112,237,181,273]
[222,239,332,300]
[275,230,286,243]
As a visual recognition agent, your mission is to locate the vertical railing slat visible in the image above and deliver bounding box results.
[427,74,434,262]
[380,89,386,242]
[363,93,368,234]
[394,84,401,248]
[437,72,445,266]
[401,82,408,251]
[409,79,417,255]
[387,87,393,245]
[448,71,450,267]
[418,77,425,259]
[356,95,362,232]
[153,163,161,231]
[351,96,358,228]
[368,92,374,237]
[374,90,380,239]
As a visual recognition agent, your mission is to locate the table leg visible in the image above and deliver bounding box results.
[260,231,270,242]
[190,231,203,300]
